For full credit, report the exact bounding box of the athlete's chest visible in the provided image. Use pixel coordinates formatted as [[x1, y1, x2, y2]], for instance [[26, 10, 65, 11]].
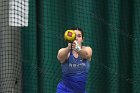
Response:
[[68, 55, 87, 69]]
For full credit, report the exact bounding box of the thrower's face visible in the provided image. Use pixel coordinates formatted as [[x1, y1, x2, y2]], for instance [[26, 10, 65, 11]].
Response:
[[74, 30, 83, 46]]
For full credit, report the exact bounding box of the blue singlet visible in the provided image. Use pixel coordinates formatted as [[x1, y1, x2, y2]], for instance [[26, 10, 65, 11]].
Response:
[[56, 51, 90, 93]]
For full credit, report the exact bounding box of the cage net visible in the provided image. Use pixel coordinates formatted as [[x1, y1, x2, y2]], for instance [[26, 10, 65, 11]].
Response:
[[0, 0, 140, 93]]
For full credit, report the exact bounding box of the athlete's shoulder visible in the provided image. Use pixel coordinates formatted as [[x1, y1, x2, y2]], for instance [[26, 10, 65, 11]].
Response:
[[82, 46, 92, 51], [58, 48, 65, 53]]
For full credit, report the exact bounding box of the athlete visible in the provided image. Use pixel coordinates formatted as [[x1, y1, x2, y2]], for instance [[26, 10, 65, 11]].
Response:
[[56, 28, 92, 93]]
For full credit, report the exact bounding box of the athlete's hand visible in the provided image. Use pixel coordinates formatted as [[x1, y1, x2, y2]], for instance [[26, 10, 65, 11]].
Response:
[[67, 43, 72, 50], [73, 41, 81, 52], [67, 42, 76, 50], [67, 41, 81, 52]]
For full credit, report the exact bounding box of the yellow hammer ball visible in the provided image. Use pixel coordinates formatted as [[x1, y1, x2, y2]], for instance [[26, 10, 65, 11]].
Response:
[[64, 30, 76, 42]]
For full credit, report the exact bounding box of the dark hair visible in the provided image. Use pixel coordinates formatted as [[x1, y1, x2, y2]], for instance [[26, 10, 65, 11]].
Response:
[[70, 27, 84, 38]]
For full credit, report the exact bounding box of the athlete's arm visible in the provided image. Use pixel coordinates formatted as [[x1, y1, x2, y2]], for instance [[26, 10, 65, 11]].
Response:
[[77, 46, 92, 61], [57, 43, 72, 63], [57, 48, 70, 63], [72, 41, 92, 61]]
